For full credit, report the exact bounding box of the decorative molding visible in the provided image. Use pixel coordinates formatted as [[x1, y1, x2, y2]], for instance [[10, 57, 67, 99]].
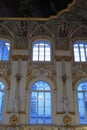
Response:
[[56, 112, 75, 115], [0, 62, 10, 75], [7, 111, 25, 115], [18, 111, 26, 115], [55, 56, 72, 61], [72, 63, 87, 88], [58, 22, 70, 38], [0, 62, 11, 88], [26, 68, 56, 90], [56, 112, 64, 115], [12, 55, 28, 60], [10, 114, 19, 125], [15, 73, 22, 82], [30, 24, 54, 38], [63, 115, 72, 125]]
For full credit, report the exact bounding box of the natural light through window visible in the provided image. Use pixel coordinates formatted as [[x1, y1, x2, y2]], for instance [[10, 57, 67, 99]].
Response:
[[73, 41, 87, 62], [0, 40, 10, 61], [30, 81, 52, 124], [77, 81, 87, 124], [0, 81, 5, 123], [32, 40, 51, 62]]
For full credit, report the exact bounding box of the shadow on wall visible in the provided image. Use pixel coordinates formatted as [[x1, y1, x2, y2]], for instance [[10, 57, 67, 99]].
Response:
[[0, 0, 73, 17]]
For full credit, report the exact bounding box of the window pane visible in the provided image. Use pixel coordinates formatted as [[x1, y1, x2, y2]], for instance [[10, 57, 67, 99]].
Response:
[[77, 81, 87, 124], [80, 46, 86, 62], [39, 55, 44, 61], [30, 92, 37, 116], [73, 41, 87, 62], [32, 40, 51, 62], [45, 100, 51, 107], [0, 46, 3, 60], [0, 41, 10, 61], [0, 81, 5, 123], [30, 81, 51, 124], [30, 118, 37, 124], [74, 47, 80, 61], [45, 56, 51, 61], [32, 56, 38, 61], [3, 45, 10, 60], [45, 117, 51, 124], [78, 92, 86, 123], [45, 93, 51, 99], [78, 82, 87, 91]]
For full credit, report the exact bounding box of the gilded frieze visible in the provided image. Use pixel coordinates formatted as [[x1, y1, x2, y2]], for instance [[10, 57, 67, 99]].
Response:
[[55, 56, 72, 61], [12, 55, 28, 61]]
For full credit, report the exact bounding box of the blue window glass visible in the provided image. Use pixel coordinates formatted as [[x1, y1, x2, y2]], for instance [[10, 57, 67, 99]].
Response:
[[0, 40, 10, 61], [77, 81, 87, 124], [0, 81, 5, 122], [32, 40, 51, 62], [73, 41, 87, 62], [30, 81, 52, 124]]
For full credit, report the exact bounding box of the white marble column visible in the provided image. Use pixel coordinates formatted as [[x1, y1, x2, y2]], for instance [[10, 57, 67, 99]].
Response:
[[65, 61, 74, 113], [8, 60, 18, 112]]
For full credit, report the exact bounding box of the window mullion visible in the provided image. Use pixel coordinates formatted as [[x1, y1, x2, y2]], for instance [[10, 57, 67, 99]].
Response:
[[84, 44, 87, 62], [44, 92, 45, 124], [84, 92, 87, 122], [83, 92, 86, 121], [2, 44, 4, 60], [79, 43, 81, 62], [37, 92, 38, 124], [44, 43, 45, 61], [38, 44, 39, 61]]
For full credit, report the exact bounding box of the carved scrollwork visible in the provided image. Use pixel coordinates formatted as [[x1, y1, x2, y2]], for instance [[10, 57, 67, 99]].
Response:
[[63, 115, 72, 125], [0, 62, 11, 76], [72, 63, 87, 87], [26, 68, 56, 89], [58, 22, 70, 38], [10, 115, 19, 125]]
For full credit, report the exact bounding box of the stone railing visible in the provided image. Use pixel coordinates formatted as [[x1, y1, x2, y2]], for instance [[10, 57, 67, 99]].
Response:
[[0, 125, 87, 130]]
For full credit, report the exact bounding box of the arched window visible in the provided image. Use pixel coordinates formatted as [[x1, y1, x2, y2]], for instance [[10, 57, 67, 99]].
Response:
[[32, 40, 51, 62], [30, 81, 52, 124], [77, 81, 87, 124], [0, 81, 5, 122], [73, 41, 87, 62], [0, 40, 10, 61]]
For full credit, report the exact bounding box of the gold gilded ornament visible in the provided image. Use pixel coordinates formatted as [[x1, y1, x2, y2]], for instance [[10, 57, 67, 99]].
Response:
[[63, 115, 72, 125], [10, 114, 19, 125]]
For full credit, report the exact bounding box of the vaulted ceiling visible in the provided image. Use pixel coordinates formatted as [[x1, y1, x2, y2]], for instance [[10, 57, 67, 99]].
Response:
[[0, 0, 73, 17]]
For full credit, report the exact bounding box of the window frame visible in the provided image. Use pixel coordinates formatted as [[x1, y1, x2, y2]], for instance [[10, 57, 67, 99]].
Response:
[[77, 81, 87, 124], [0, 81, 5, 123], [0, 39, 11, 62], [73, 40, 87, 62], [30, 80, 52, 125], [32, 39, 52, 63]]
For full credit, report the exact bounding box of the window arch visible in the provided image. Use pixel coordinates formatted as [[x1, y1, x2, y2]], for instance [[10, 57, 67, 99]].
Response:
[[32, 40, 51, 62], [77, 81, 87, 124], [0, 40, 10, 61], [73, 40, 87, 62], [0, 81, 5, 122], [30, 80, 52, 124]]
